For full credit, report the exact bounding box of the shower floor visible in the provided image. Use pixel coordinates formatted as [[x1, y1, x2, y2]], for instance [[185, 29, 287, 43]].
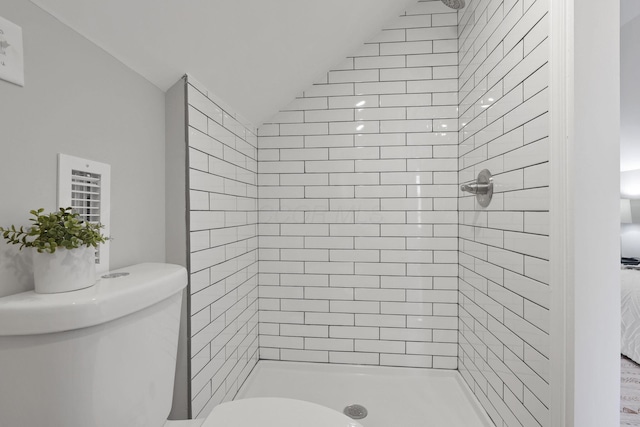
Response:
[[236, 361, 494, 427]]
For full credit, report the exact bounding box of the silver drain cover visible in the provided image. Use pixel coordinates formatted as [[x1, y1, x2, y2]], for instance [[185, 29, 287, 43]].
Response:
[[343, 404, 368, 420]]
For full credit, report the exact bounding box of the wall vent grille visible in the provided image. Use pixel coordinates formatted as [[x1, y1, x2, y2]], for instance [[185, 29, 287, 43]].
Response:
[[58, 154, 111, 273], [71, 170, 102, 262]]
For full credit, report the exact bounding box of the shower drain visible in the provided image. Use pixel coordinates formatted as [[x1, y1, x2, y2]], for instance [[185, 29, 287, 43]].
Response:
[[343, 404, 368, 420]]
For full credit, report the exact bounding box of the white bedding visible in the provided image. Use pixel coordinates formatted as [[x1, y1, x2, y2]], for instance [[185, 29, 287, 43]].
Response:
[[622, 268, 640, 363]]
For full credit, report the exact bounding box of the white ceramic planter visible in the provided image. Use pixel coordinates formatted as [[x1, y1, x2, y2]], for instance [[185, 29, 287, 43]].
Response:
[[32, 246, 97, 294]]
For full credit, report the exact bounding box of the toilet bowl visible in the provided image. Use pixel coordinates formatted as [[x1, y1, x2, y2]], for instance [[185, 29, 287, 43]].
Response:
[[165, 397, 362, 427], [0, 263, 361, 427]]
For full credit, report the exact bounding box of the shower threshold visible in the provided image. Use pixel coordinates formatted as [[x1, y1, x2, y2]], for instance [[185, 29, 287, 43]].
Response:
[[236, 360, 495, 427]]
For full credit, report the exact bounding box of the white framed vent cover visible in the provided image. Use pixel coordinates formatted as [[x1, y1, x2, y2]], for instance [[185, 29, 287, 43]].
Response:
[[57, 154, 111, 273]]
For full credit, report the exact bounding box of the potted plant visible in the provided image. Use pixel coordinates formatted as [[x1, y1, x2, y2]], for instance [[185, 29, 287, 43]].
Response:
[[0, 207, 108, 294]]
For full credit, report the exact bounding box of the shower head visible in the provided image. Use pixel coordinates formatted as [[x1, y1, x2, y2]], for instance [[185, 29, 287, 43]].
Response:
[[441, 0, 465, 10]]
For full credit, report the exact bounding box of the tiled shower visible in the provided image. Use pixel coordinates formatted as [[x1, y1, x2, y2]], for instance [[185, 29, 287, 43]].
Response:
[[177, 81, 260, 416], [181, 0, 550, 426], [457, 0, 549, 426], [258, 0, 460, 370]]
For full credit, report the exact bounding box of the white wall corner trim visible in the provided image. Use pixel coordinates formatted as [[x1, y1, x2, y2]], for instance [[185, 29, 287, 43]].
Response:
[[551, 1, 621, 426], [549, 0, 572, 425]]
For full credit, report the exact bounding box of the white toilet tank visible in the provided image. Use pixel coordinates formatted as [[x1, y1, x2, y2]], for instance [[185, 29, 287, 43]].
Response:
[[0, 263, 187, 427]]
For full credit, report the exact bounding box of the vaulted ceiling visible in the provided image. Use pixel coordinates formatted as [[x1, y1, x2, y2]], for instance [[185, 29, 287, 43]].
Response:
[[31, 0, 419, 126]]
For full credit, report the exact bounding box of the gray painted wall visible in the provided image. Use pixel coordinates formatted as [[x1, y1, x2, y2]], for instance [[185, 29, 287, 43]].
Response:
[[0, 0, 166, 297], [621, 15, 640, 171]]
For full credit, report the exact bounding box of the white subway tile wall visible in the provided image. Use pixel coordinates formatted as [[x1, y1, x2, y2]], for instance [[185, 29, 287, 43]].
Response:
[[184, 0, 551, 424], [457, 1, 550, 426], [186, 78, 259, 417], [257, 0, 460, 371]]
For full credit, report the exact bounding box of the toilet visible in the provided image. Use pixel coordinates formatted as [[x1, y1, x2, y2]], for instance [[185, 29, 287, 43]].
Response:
[[0, 263, 362, 427]]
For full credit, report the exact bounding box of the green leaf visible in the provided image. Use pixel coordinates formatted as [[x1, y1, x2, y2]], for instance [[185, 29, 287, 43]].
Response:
[[0, 207, 107, 251]]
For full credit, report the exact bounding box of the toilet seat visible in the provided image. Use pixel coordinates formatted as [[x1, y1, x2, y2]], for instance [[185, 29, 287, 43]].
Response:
[[200, 397, 363, 427]]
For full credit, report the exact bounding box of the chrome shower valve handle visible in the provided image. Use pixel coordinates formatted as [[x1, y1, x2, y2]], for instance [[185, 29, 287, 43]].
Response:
[[460, 169, 493, 207], [460, 182, 491, 195]]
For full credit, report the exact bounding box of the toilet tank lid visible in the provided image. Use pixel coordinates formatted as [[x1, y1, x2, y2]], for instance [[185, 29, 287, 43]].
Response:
[[0, 263, 187, 336]]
